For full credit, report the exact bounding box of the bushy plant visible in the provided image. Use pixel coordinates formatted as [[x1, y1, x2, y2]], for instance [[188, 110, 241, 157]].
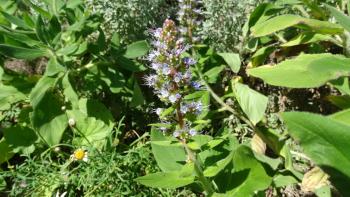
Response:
[[85, 0, 175, 43], [200, 0, 263, 52]]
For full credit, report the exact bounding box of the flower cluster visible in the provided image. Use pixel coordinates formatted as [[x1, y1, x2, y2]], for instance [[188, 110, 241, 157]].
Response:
[[177, 0, 202, 44], [145, 19, 204, 139]]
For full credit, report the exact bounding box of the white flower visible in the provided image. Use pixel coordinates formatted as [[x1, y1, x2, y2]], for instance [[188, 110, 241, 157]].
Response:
[[155, 108, 163, 116], [189, 129, 197, 136], [70, 148, 88, 162], [68, 118, 76, 127]]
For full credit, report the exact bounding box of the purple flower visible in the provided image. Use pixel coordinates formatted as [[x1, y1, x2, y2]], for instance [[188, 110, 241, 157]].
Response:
[[191, 81, 202, 90], [180, 104, 188, 114], [162, 64, 171, 75], [150, 63, 162, 71], [159, 89, 169, 98], [183, 57, 196, 66], [147, 50, 160, 61], [189, 129, 197, 136], [184, 70, 192, 79], [144, 75, 158, 87], [174, 72, 183, 83], [169, 94, 181, 103], [173, 130, 181, 138]]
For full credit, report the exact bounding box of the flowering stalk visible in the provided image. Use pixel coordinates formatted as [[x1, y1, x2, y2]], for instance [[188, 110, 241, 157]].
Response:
[[177, 0, 202, 45], [146, 19, 214, 194], [146, 19, 203, 138]]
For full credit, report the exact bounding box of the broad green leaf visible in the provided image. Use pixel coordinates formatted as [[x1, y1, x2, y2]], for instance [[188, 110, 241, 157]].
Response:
[[325, 4, 350, 32], [45, 58, 65, 76], [0, 44, 49, 60], [70, 114, 114, 149], [77, 99, 114, 125], [0, 11, 31, 29], [204, 65, 225, 84], [151, 129, 186, 172], [248, 53, 350, 88], [31, 92, 68, 146], [56, 44, 79, 56], [0, 26, 41, 47], [330, 77, 350, 95], [315, 186, 331, 197], [0, 66, 3, 81], [3, 126, 37, 153], [204, 152, 234, 177], [0, 139, 13, 164], [0, 176, 6, 191], [135, 170, 195, 189], [99, 67, 125, 93], [329, 109, 350, 126], [62, 73, 79, 109], [282, 112, 350, 196], [327, 95, 350, 109], [281, 33, 333, 47], [224, 146, 272, 196], [130, 80, 144, 107], [124, 40, 149, 59], [273, 173, 298, 188], [0, 85, 26, 110], [251, 14, 343, 37], [218, 53, 241, 73], [29, 76, 57, 109], [35, 15, 50, 44], [232, 82, 268, 125]]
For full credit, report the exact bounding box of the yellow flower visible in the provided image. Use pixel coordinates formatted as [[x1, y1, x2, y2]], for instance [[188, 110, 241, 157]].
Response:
[[71, 148, 88, 162]]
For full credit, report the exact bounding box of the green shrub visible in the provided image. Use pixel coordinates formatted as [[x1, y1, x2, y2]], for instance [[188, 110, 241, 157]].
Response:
[[85, 0, 175, 43]]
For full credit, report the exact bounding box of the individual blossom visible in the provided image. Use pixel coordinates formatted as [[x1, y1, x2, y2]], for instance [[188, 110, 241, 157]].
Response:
[[70, 148, 88, 162]]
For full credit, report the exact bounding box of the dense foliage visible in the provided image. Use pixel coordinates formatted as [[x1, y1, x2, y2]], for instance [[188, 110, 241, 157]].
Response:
[[1, 0, 350, 196]]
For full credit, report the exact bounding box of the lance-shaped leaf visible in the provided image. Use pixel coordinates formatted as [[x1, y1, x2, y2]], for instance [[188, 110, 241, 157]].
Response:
[[218, 53, 241, 73], [248, 53, 350, 88], [124, 40, 150, 59], [0, 44, 50, 60], [325, 4, 350, 32], [232, 81, 268, 125], [251, 14, 343, 37], [282, 112, 350, 196]]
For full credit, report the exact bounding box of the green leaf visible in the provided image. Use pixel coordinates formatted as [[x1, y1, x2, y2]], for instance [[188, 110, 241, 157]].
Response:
[[330, 77, 350, 95], [232, 82, 268, 125], [281, 33, 334, 47], [45, 58, 65, 76], [29, 76, 57, 109], [3, 126, 37, 153], [0, 139, 14, 164], [224, 146, 272, 196], [151, 129, 186, 172], [204, 152, 234, 177], [31, 92, 68, 146], [218, 53, 241, 73], [124, 40, 150, 59], [135, 170, 195, 189], [35, 15, 50, 44], [62, 73, 79, 109], [204, 65, 225, 84], [329, 109, 350, 126], [248, 53, 350, 88], [0, 66, 3, 81], [325, 4, 350, 32], [0, 11, 32, 29], [273, 173, 298, 188], [251, 14, 343, 37], [327, 95, 350, 109], [130, 80, 144, 107], [282, 112, 350, 196], [0, 85, 27, 110], [0, 44, 49, 60]]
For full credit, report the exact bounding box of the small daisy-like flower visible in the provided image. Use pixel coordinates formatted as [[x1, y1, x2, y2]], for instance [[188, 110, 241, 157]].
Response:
[[71, 148, 88, 162]]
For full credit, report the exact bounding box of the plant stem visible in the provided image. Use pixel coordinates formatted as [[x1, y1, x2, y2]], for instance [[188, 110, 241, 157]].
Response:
[[195, 65, 254, 129], [180, 139, 215, 196]]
